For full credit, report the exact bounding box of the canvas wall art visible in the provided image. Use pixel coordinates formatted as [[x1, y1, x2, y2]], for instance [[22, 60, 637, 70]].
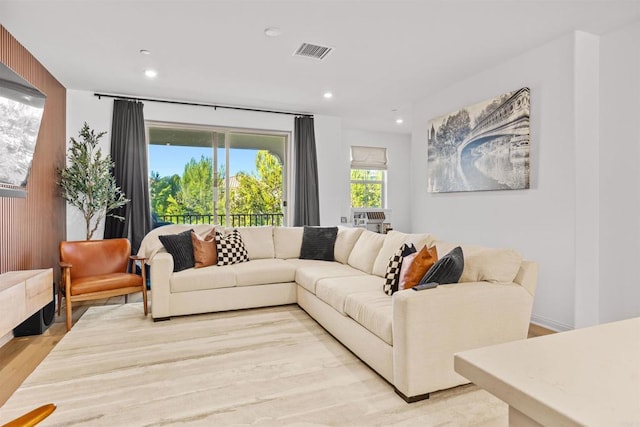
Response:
[[426, 87, 530, 193]]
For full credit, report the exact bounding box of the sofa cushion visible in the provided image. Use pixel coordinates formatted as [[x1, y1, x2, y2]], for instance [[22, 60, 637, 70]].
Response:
[[315, 275, 384, 315], [274, 227, 303, 259], [436, 241, 523, 283], [170, 265, 236, 293], [334, 227, 364, 264], [238, 226, 274, 260], [159, 230, 195, 272], [405, 232, 437, 248], [300, 226, 338, 261], [371, 230, 407, 277], [383, 243, 417, 295], [290, 260, 366, 294], [344, 291, 393, 345], [372, 231, 436, 277], [216, 229, 249, 266], [138, 224, 212, 262], [347, 230, 386, 274], [232, 259, 296, 287], [398, 252, 417, 291], [402, 245, 439, 290], [191, 229, 217, 268], [421, 246, 464, 285]]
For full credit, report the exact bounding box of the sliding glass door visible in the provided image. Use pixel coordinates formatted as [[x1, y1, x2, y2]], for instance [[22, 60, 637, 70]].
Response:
[[147, 122, 288, 228]]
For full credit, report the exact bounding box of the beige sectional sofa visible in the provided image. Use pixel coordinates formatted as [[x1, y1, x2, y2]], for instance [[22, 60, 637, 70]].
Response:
[[138, 225, 538, 402]]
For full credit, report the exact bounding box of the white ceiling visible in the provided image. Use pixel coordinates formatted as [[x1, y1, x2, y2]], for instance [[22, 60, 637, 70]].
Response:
[[1, 1, 639, 134]]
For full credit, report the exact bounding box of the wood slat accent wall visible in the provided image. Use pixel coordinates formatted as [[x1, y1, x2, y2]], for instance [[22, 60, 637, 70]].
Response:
[[0, 25, 66, 283]]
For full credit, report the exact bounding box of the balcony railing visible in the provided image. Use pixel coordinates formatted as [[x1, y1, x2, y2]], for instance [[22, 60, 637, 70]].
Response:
[[155, 213, 284, 228]]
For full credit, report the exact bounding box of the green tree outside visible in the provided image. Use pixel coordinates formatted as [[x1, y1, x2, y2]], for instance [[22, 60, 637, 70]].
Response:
[[150, 171, 180, 216], [231, 151, 282, 216], [178, 156, 214, 215], [350, 169, 383, 208], [150, 150, 283, 225]]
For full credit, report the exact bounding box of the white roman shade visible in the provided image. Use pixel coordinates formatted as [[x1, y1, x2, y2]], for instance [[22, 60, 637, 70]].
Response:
[[350, 146, 388, 170]]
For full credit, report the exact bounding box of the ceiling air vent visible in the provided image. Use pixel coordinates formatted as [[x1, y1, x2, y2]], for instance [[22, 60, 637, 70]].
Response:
[[293, 42, 333, 60]]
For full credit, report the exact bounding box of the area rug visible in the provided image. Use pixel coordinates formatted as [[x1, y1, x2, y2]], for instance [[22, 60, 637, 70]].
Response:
[[0, 304, 507, 426]]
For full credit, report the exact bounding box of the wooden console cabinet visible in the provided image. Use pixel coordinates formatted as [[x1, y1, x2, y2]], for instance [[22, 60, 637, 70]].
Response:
[[0, 269, 53, 338]]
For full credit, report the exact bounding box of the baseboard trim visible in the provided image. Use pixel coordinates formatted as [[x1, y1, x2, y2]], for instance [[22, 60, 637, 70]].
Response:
[[530, 314, 572, 332], [0, 332, 12, 349], [394, 388, 430, 403]]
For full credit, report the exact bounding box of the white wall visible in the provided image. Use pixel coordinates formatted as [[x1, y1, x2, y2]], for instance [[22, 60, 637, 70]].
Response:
[[411, 33, 590, 331], [342, 129, 412, 232], [573, 31, 600, 328], [66, 91, 114, 241], [598, 20, 640, 323], [411, 23, 640, 331]]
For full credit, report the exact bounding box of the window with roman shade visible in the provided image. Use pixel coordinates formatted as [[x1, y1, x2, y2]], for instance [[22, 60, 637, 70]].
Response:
[[350, 146, 387, 208], [350, 146, 388, 170]]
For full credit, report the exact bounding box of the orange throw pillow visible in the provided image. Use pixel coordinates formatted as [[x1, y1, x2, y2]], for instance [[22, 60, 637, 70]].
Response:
[[191, 229, 217, 268], [402, 245, 438, 290]]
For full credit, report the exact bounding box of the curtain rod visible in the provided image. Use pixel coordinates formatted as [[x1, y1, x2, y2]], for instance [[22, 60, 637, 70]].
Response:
[[93, 93, 313, 118]]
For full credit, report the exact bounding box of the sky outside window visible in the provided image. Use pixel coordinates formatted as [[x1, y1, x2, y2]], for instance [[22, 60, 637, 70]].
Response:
[[149, 145, 258, 177]]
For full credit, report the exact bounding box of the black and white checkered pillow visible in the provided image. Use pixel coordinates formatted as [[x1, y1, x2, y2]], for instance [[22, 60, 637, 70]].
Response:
[[215, 229, 249, 266], [383, 243, 417, 295]]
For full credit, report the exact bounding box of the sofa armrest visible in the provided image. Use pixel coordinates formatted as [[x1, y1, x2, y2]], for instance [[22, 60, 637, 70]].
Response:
[[392, 281, 534, 399], [150, 252, 174, 319], [515, 260, 538, 297]]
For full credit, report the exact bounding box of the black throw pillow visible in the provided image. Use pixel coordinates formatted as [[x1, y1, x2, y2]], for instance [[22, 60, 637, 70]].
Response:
[[159, 229, 195, 272], [299, 226, 338, 261], [420, 246, 464, 285]]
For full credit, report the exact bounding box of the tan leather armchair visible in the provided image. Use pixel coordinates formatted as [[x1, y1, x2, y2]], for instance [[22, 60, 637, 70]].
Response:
[[58, 238, 147, 331]]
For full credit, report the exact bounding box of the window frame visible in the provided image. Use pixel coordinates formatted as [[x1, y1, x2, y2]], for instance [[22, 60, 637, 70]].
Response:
[[145, 120, 291, 226], [350, 168, 387, 209]]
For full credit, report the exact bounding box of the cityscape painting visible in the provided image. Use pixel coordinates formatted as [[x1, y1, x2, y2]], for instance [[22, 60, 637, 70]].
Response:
[[426, 87, 530, 193]]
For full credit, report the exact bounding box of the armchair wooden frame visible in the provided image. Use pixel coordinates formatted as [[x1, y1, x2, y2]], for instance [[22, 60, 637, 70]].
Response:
[[58, 239, 148, 331], [1, 403, 56, 427]]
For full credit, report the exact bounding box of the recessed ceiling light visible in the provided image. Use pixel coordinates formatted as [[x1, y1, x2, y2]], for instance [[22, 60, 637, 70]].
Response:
[[323, 92, 333, 99], [144, 69, 158, 78], [395, 118, 404, 124], [264, 27, 282, 37], [139, 49, 151, 55]]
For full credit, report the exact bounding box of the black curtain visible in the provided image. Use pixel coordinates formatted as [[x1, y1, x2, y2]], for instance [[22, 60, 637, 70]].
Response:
[[293, 116, 320, 226], [104, 100, 151, 253]]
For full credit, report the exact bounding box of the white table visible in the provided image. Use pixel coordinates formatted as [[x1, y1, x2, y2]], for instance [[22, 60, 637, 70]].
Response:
[[454, 317, 640, 426]]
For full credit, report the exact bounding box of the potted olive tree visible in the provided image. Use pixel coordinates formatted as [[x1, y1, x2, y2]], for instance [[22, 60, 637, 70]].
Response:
[[59, 123, 129, 240]]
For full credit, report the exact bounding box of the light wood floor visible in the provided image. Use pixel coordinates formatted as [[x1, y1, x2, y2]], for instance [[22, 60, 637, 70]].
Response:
[[0, 293, 553, 409], [0, 292, 146, 407]]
